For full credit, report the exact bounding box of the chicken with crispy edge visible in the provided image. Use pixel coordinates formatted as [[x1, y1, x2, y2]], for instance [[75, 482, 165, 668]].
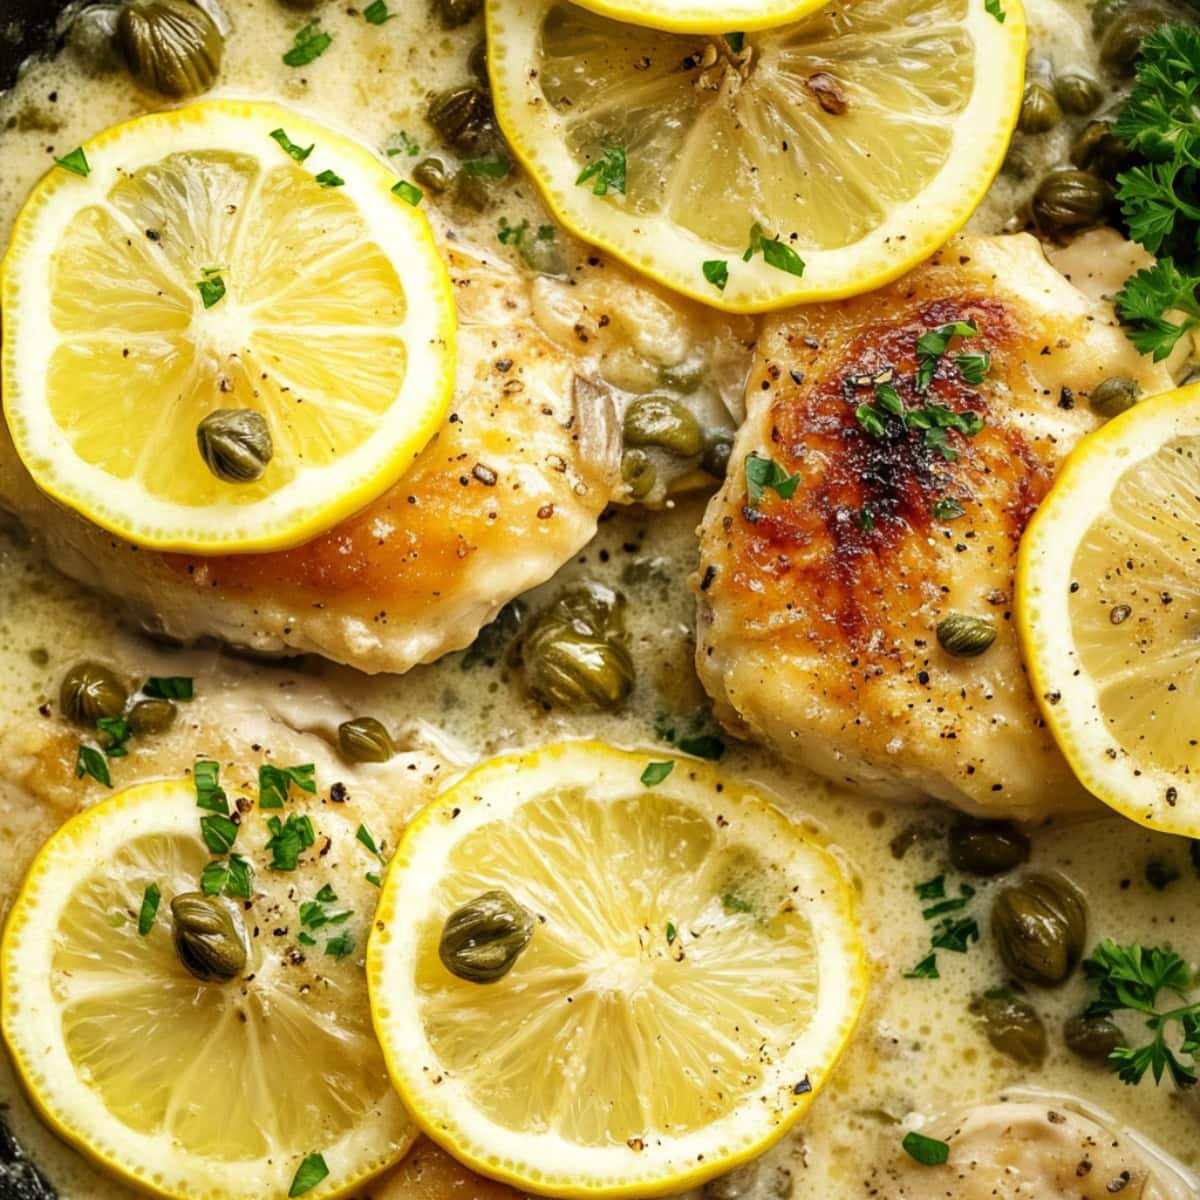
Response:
[[694, 234, 1173, 818]]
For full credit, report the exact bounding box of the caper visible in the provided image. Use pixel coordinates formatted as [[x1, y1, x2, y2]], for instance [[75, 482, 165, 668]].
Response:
[[439, 888, 535, 983], [1064, 1012, 1125, 1062], [171, 893, 247, 982], [702, 432, 734, 480], [117, 0, 223, 99], [1100, 7, 1163, 72], [60, 661, 128, 725], [452, 170, 495, 212], [970, 990, 1047, 1065], [196, 408, 273, 484], [1032, 169, 1111, 240], [468, 39, 489, 85], [1090, 376, 1140, 418], [337, 717, 394, 764], [936, 613, 997, 658], [1018, 83, 1061, 135], [623, 395, 704, 458], [1054, 73, 1103, 116], [991, 872, 1087, 987], [949, 818, 1030, 876], [413, 156, 450, 194], [437, 0, 483, 28], [427, 86, 492, 154], [522, 581, 635, 710], [1069, 121, 1134, 181], [128, 698, 177, 735], [658, 362, 706, 394], [621, 448, 657, 500]]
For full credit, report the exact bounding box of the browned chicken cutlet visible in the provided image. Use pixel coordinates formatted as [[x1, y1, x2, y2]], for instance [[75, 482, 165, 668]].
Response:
[[694, 234, 1173, 817]]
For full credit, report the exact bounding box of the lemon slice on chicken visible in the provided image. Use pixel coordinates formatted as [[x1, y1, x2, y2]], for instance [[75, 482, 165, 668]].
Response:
[[487, 0, 1026, 312], [1, 779, 416, 1199], [367, 741, 866, 1197], [1, 99, 455, 554], [1017, 384, 1200, 836]]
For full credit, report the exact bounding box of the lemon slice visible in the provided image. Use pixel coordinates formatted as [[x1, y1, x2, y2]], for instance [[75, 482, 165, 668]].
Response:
[[367, 741, 866, 1197], [1016, 384, 1200, 835], [1, 99, 455, 554], [487, 0, 1026, 312], [1, 778, 416, 1199]]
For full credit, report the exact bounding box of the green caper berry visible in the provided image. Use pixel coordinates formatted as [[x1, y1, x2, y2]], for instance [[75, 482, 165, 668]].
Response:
[[1090, 376, 1140, 418], [553, 580, 626, 641], [427, 86, 492, 154], [197, 408, 273, 484], [991, 872, 1087, 987], [1100, 7, 1163, 72], [452, 170, 495, 212], [1054, 74, 1103, 115], [171, 893, 247, 982], [621, 449, 657, 500], [949, 819, 1030, 876], [1064, 1012, 1125, 1061], [439, 889, 535, 983], [702, 432, 734, 480], [437, 0, 483, 28], [658, 363, 706, 394], [1069, 122, 1134, 181], [1018, 84, 1061, 135], [128, 698, 177, 735], [623, 395, 704, 458], [117, 0, 223, 99], [60, 661, 128, 725], [524, 627, 635, 710], [970, 991, 1047, 1065], [337, 717, 395, 764], [413, 157, 450, 194], [936, 613, 998, 658], [1032, 169, 1111, 239]]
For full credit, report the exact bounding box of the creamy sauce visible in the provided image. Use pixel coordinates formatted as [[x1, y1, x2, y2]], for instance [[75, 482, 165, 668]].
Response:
[[1, 2, 1200, 1198]]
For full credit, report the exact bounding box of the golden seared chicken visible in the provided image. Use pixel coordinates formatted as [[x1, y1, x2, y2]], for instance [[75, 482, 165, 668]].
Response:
[[884, 1102, 1198, 1198], [694, 234, 1173, 818], [0, 243, 612, 674]]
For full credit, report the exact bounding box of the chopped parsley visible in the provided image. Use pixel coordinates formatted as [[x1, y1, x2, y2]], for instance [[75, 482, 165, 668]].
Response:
[[914, 875, 946, 901], [666, 921, 677, 945], [75, 744, 111, 787], [97, 715, 132, 758], [258, 762, 316, 810], [1082, 939, 1200, 1085], [356, 823, 386, 862], [678, 734, 725, 761], [289, 1153, 329, 1197], [722, 893, 754, 914], [922, 886, 976, 920], [497, 217, 557, 270], [194, 759, 229, 814], [365, 871, 383, 888], [745, 453, 801, 506], [269, 128, 314, 162], [462, 156, 511, 178], [575, 144, 626, 196], [325, 932, 356, 958], [299, 886, 352, 931], [856, 378, 984, 462], [859, 504, 876, 531], [902, 1131, 950, 1166], [703, 259, 729, 292], [907, 877, 980, 976], [196, 267, 226, 310], [932, 496, 966, 522], [137, 883, 161, 936], [143, 676, 193, 700], [387, 131, 420, 157], [201, 814, 239, 856], [200, 853, 253, 900], [55, 147, 90, 177], [915, 320, 979, 391], [984, 0, 1006, 20], [392, 179, 422, 206], [266, 813, 316, 871], [640, 760, 675, 787], [283, 23, 332, 68], [930, 916, 980, 953], [904, 954, 940, 980], [743, 222, 805, 277], [314, 169, 344, 188], [955, 352, 991, 385], [363, 0, 395, 22], [724, 31, 746, 51]]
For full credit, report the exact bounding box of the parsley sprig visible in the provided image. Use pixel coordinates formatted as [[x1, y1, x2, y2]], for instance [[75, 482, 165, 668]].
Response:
[[1083, 939, 1200, 1086]]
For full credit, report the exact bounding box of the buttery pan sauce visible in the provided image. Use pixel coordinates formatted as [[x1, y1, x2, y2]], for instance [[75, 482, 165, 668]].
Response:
[[0, 1, 1199, 1198]]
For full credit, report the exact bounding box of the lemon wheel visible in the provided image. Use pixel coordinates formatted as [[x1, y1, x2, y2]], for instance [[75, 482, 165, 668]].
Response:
[[1, 99, 456, 554], [1017, 385, 1200, 835], [487, 0, 1026, 312], [367, 741, 866, 1197], [1, 779, 416, 1199]]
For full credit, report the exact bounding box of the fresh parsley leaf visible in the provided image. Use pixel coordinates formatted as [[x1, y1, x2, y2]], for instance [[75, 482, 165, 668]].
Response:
[[916, 320, 978, 392], [365, 871, 382, 888], [97, 715, 132, 758], [289, 1153, 329, 1197], [742, 222, 804, 277], [904, 954, 940, 980], [298, 931, 317, 946], [915, 875, 946, 901], [266, 813, 316, 871], [930, 916, 980, 954], [201, 814, 239, 856], [666, 921, 677, 944], [283, 23, 332, 68], [1114, 260, 1200, 361], [1112, 27, 1200, 164], [859, 504, 876, 531], [194, 759, 229, 814], [315, 884, 337, 903], [902, 1131, 950, 1166], [75, 744, 111, 787], [363, 0, 394, 22], [641, 760, 675, 787], [955, 352, 991, 384], [196, 269, 226, 310], [137, 883, 161, 936], [722, 893, 754, 914], [724, 32, 746, 51], [856, 404, 888, 438], [932, 497, 966, 522], [258, 763, 316, 810], [462, 156, 511, 178], [984, 0, 1006, 21], [703, 259, 729, 291], [745, 453, 801, 505], [387, 131, 420, 157], [392, 179, 422, 206], [201, 853, 253, 900], [143, 676, 193, 700], [299, 892, 352, 930], [678, 734, 725, 760], [356, 823, 385, 861], [314, 169, 344, 188], [921, 889, 975, 920], [269, 128, 314, 162], [575, 144, 626, 196], [55, 147, 90, 177], [325, 932, 355, 958]]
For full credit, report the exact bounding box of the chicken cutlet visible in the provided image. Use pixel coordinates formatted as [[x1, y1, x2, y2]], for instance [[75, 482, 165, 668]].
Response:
[[694, 234, 1173, 818]]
